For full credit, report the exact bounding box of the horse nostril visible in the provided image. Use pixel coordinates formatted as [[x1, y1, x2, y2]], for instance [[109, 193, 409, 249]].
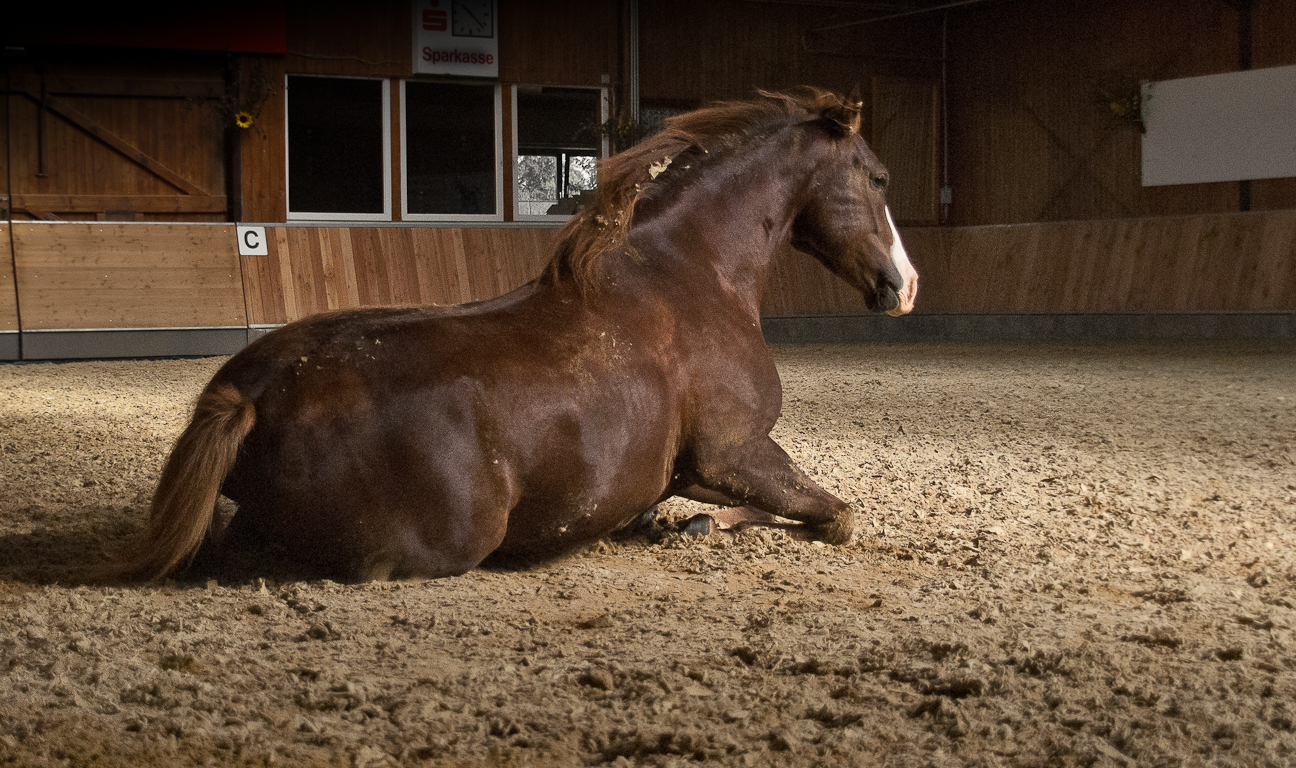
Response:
[[875, 282, 900, 312]]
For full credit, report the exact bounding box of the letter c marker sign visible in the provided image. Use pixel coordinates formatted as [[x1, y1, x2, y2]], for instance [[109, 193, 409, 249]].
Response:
[[237, 226, 268, 256]]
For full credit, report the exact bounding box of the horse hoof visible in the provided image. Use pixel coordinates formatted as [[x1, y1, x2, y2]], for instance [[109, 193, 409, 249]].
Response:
[[683, 513, 718, 537]]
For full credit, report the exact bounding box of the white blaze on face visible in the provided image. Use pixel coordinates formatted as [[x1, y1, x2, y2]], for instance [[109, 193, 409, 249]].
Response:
[[884, 206, 919, 317]]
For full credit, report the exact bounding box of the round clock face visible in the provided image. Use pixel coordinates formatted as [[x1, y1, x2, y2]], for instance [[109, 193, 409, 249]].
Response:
[[452, 0, 493, 38]]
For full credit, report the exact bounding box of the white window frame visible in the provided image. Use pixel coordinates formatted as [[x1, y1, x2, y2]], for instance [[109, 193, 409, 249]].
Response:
[[400, 80, 504, 223], [512, 85, 609, 222], [284, 74, 392, 222]]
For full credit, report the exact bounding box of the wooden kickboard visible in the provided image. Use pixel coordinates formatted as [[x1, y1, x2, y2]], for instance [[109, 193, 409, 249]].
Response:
[[0, 224, 18, 333], [240, 226, 561, 326], [12, 223, 246, 330], [879, 210, 1296, 315]]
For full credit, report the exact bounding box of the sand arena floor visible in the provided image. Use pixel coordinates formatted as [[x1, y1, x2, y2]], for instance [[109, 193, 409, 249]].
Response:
[[1, 342, 1294, 767]]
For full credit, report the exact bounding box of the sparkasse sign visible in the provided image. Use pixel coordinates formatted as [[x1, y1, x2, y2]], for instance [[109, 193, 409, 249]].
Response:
[[413, 0, 499, 78]]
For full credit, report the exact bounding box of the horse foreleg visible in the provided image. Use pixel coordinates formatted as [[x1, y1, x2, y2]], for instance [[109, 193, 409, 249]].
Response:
[[688, 437, 854, 544]]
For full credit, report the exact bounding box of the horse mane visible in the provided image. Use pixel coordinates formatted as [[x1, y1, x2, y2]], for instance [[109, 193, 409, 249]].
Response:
[[543, 87, 862, 292]]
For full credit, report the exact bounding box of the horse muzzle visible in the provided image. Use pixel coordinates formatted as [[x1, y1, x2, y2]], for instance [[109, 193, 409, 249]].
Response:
[[869, 267, 917, 316], [873, 281, 902, 314], [885, 270, 917, 317]]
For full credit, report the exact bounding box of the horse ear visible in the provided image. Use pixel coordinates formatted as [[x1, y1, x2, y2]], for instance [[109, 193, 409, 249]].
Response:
[[819, 96, 862, 137]]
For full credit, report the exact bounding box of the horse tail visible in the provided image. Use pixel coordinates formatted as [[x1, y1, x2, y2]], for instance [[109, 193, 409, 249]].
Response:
[[111, 382, 256, 582]]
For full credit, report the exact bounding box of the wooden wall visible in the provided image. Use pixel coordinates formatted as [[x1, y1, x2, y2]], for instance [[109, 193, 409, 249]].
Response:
[[871, 76, 941, 225], [1250, 0, 1296, 211], [10, 223, 245, 330], [6, 223, 560, 334], [4, 1, 947, 225], [945, 0, 1296, 226], [7, 0, 1293, 229], [284, 0, 411, 79], [908, 211, 1296, 313], [637, 0, 941, 103], [0, 224, 17, 333], [4, 0, 1292, 359], [3, 212, 1292, 357], [235, 55, 289, 223], [242, 226, 559, 325], [762, 210, 1296, 315], [499, 0, 621, 87], [4, 52, 230, 222], [636, 0, 945, 224]]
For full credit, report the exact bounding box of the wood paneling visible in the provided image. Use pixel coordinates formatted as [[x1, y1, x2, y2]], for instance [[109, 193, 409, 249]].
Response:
[[1, 77, 9, 214], [286, 0, 412, 78], [22, 92, 210, 196], [390, 80, 404, 222], [871, 76, 940, 225], [761, 244, 869, 317], [499, 0, 620, 87], [0, 225, 17, 333], [241, 226, 561, 325], [762, 211, 1296, 315], [6, 55, 228, 223], [945, 0, 1296, 225], [1252, 0, 1296, 211], [8, 75, 224, 100], [12, 195, 227, 215], [1255, 0, 1296, 69], [906, 211, 1296, 314], [12, 223, 246, 330], [6, 214, 1290, 336], [639, 1, 942, 102], [238, 56, 289, 223], [640, 1, 807, 103]]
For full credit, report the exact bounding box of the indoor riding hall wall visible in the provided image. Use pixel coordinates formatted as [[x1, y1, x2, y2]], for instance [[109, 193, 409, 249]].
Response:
[[4, 209, 1294, 359], [2, 0, 1294, 359]]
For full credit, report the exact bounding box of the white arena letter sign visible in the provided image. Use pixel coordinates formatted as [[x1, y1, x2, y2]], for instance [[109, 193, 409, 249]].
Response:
[[237, 226, 268, 256]]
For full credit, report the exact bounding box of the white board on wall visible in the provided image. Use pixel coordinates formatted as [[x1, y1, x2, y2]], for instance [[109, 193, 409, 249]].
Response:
[[1141, 64, 1296, 187]]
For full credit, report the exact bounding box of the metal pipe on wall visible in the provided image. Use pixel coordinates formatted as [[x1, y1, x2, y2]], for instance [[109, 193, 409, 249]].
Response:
[[941, 11, 951, 223], [809, 0, 996, 33], [629, 0, 640, 124]]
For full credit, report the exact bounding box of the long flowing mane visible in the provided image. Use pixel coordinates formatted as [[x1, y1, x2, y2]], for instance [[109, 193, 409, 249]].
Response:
[[544, 88, 861, 291]]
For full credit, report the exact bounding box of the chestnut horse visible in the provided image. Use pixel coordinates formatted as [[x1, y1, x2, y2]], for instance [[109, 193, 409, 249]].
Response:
[[117, 88, 918, 582]]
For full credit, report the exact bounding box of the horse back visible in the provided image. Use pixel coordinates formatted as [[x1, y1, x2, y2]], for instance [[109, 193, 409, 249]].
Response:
[[213, 285, 688, 559]]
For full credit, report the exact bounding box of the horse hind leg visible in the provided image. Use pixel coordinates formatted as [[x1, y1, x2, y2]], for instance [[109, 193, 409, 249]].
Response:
[[350, 495, 513, 582]]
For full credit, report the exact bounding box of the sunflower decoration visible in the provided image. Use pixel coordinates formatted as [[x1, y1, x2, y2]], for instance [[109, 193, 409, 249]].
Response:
[[1094, 77, 1146, 133], [205, 60, 276, 136]]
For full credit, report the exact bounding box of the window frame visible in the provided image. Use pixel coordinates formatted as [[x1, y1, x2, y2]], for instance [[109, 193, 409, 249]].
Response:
[[512, 85, 609, 222], [284, 74, 393, 222], [400, 79, 505, 223]]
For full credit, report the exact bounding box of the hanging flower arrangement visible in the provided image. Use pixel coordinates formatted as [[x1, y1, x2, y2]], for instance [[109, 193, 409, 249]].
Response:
[[205, 59, 276, 136]]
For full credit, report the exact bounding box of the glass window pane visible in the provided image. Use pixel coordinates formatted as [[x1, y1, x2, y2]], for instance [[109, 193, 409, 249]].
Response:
[[516, 87, 601, 216], [517, 87, 600, 151], [517, 155, 557, 216], [288, 76, 385, 215], [405, 82, 497, 216], [568, 155, 597, 193]]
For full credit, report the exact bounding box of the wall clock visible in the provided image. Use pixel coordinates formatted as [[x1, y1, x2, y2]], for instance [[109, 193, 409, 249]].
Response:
[[453, 0, 494, 39]]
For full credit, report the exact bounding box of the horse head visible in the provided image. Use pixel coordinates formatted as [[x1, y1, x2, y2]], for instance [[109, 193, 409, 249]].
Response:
[[789, 97, 918, 316]]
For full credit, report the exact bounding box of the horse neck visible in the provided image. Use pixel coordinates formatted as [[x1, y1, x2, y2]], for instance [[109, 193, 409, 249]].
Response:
[[621, 129, 815, 314]]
